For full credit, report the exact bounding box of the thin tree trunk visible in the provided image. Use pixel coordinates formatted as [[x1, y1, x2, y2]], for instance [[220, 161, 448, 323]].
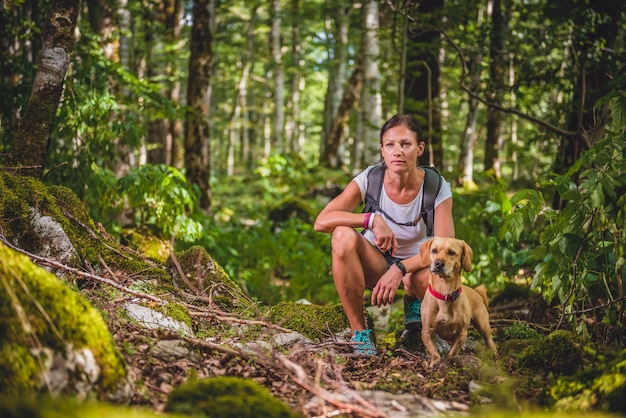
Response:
[[287, 0, 303, 155], [484, 0, 506, 176], [358, 0, 382, 167], [271, 0, 285, 152], [325, 63, 363, 169], [458, 5, 485, 188], [12, 0, 82, 178], [321, 2, 351, 165], [185, 0, 213, 210]]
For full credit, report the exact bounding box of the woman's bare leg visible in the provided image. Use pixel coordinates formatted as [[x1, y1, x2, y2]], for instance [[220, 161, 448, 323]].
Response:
[[404, 268, 429, 299], [331, 226, 387, 331]]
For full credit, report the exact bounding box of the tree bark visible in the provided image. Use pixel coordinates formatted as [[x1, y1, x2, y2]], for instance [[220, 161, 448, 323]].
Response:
[[484, 0, 507, 176], [185, 0, 213, 210], [320, 2, 351, 166], [12, 0, 82, 178], [324, 63, 363, 169], [357, 0, 382, 168], [271, 0, 285, 152]]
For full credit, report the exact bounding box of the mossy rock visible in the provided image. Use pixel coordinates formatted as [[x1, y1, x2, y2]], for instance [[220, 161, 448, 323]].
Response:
[[517, 330, 584, 375], [165, 376, 297, 418], [267, 302, 349, 341], [168, 245, 255, 314], [0, 243, 130, 400], [0, 172, 169, 282]]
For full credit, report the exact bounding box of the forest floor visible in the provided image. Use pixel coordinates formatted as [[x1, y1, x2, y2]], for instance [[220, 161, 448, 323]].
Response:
[[83, 278, 562, 418]]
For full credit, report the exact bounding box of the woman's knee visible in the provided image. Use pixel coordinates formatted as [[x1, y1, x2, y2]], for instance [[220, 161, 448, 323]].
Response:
[[331, 226, 360, 256]]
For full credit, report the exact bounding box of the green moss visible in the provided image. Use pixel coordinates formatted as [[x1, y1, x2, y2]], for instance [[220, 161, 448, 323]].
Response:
[[165, 376, 296, 418], [517, 330, 584, 375], [0, 395, 185, 418], [0, 243, 128, 397], [267, 302, 349, 341], [157, 303, 193, 329], [550, 348, 626, 413], [121, 227, 170, 263]]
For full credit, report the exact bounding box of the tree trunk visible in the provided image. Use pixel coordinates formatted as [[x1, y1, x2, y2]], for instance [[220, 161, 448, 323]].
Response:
[[484, 0, 507, 176], [320, 2, 351, 167], [12, 0, 82, 179], [0, 1, 43, 149], [185, 0, 213, 210], [147, 0, 184, 167], [357, 0, 382, 167], [271, 0, 285, 152], [325, 63, 363, 169], [287, 0, 303, 156], [404, 0, 444, 168], [458, 4, 486, 188]]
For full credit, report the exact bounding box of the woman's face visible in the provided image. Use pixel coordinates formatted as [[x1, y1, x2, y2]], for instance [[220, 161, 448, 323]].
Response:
[[380, 125, 425, 170]]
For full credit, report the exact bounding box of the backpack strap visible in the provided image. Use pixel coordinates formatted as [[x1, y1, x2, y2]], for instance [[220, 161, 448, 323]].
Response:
[[363, 165, 385, 214], [363, 165, 442, 237], [420, 166, 443, 237]]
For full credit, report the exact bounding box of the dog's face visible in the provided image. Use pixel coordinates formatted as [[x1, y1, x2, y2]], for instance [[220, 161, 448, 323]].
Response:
[[419, 237, 473, 276]]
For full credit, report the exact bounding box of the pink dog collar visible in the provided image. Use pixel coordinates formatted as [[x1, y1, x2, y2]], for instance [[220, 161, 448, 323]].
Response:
[[428, 284, 462, 302]]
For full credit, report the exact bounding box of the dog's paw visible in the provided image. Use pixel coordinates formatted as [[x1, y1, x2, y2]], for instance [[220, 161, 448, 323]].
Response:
[[427, 357, 441, 369]]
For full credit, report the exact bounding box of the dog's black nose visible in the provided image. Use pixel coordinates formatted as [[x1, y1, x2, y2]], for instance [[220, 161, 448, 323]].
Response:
[[433, 259, 445, 272]]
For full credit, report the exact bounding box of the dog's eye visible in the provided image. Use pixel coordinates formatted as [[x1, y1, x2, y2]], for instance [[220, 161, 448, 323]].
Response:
[[431, 249, 438, 255], [448, 250, 456, 256]]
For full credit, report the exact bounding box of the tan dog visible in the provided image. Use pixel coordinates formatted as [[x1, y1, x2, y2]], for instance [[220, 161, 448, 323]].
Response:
[[419, 237, 497, 367]]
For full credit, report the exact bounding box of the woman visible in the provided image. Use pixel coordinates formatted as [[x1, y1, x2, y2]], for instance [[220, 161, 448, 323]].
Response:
[[314, 114, 455, 356]]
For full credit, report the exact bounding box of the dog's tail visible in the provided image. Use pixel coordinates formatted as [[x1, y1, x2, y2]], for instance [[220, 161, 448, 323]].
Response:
[[474, 284, 490, 309]]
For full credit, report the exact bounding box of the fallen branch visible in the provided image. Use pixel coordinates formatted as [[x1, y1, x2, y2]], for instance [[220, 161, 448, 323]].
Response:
[[276, 354, 389, 418]]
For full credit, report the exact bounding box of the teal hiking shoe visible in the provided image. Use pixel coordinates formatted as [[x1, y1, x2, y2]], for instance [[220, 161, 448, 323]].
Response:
[[404, 296, 422, 331], [350, 329, 377, 356]]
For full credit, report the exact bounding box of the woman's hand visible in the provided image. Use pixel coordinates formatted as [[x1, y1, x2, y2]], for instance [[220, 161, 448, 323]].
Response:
[[371, 215, 398, 255], [371, 265, 404, 307]]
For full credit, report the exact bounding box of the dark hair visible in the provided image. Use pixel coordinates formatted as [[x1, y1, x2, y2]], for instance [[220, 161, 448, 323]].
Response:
[[379, 114, 423, 144]]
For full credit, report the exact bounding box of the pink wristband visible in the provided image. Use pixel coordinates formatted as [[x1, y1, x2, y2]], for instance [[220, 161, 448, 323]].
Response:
[[364, 212, 371, 230]]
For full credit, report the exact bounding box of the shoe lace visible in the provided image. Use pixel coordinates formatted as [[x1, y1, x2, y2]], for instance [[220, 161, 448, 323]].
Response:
[[353, 329, 371, 342], [352, 330, 375, 353]]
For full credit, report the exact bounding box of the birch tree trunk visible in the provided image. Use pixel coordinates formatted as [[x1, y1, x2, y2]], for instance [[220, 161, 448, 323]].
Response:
[[185, 0, 213, 210], [12, 0, 82, 179]]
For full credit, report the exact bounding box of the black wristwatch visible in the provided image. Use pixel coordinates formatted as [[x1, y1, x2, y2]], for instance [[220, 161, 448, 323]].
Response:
[[393, 259, 407, 275]]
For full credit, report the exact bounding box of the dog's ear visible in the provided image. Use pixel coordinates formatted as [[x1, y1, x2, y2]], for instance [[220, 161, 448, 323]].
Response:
[[419, 238, 434, 267], [460, 240, 473, 272]]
